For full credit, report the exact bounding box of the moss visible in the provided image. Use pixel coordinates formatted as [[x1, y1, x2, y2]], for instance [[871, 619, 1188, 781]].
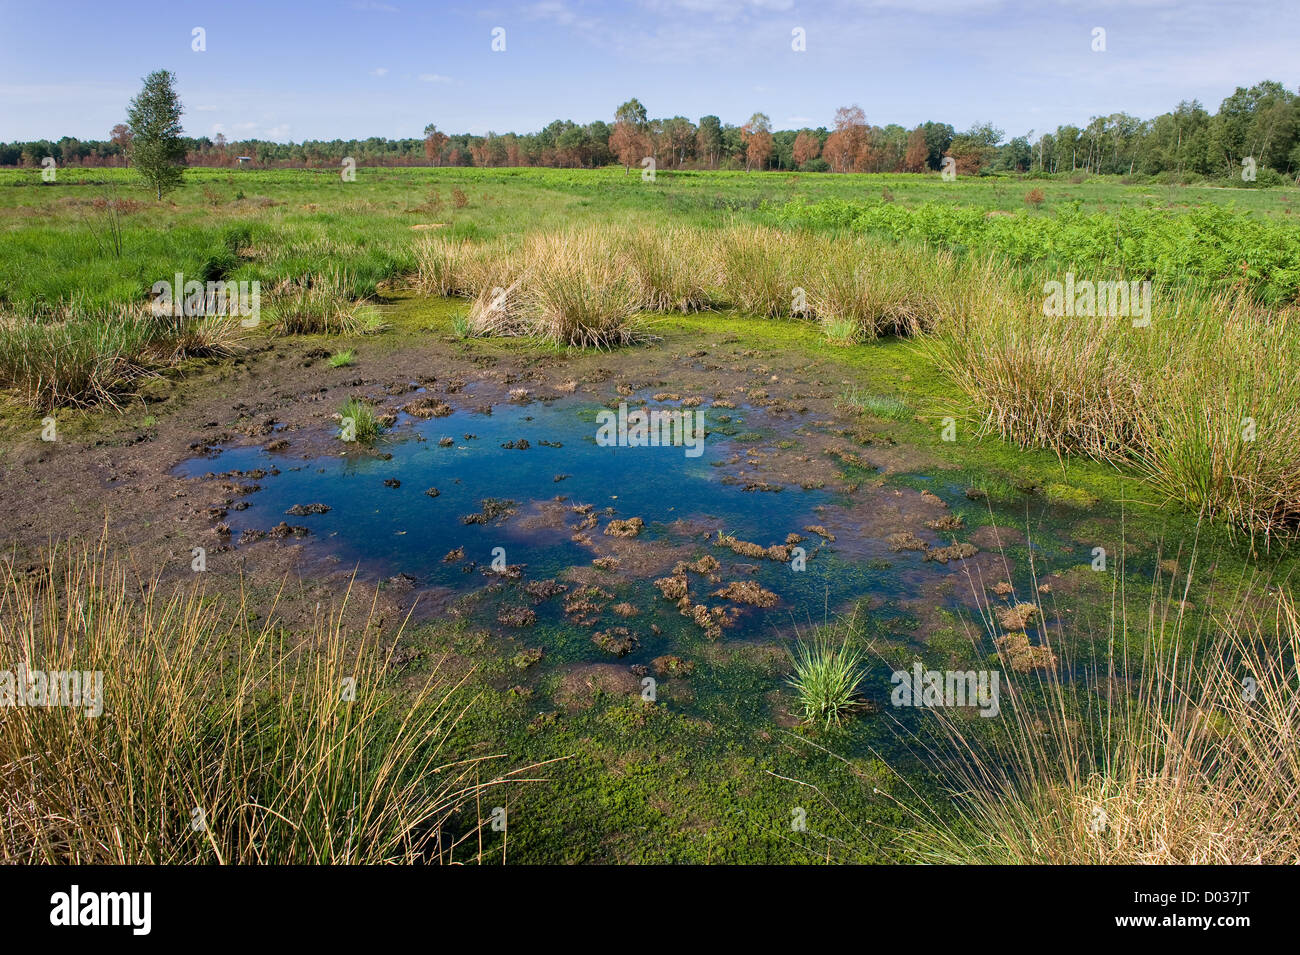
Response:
[[1044, 482, 1100, 509]]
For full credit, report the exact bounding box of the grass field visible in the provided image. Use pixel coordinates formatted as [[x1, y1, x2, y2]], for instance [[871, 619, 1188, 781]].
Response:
[[3, 165, 1298, 314], [2, 164, 1299, 863]]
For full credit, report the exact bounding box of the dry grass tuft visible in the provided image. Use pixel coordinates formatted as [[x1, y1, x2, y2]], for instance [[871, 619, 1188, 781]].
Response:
[[0, 539, 536, 864], [898, 566, 1300, 864]]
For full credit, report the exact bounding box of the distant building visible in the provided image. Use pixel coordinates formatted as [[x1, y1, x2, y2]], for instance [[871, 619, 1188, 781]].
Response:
[[236, 156, 253, 165]]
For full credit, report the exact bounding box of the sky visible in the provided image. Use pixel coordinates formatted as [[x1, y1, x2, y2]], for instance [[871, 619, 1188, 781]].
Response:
[[1, 0, 1297, 144]]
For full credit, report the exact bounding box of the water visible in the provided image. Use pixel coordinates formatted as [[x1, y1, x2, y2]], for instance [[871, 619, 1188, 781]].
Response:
[[176, 393, 1078, 674]]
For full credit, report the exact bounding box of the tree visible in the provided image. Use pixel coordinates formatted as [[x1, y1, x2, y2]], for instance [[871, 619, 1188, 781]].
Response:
[[741, 112, 773, 172], [661, 116, 696, 167], [823, 105, 868, 172], [614, 97, 648, 128], [946, 121, 1003, 175], [903, 126, 928, 172], [610, 98, 650, 174], [1210, 81, 1298, 175], [696, 115, 722, 169], [126, 70, 186, 199], [423, 123, 449, 164], [609, 122, 649, 174], [920, 121, 954, 170], [109, 123, 132, 162], [792, 129, 821, 167]]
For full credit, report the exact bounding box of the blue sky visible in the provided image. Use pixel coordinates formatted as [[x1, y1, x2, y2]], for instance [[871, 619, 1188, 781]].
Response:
[[1, 0, 1296, 143]]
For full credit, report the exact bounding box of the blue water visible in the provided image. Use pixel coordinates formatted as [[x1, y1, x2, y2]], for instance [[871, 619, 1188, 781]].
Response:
[[176, 393, 1082, 669]]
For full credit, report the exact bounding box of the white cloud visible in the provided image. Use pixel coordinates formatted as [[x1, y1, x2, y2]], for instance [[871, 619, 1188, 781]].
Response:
[[370, 67, 389, 77], [418, 73, 453, 83]]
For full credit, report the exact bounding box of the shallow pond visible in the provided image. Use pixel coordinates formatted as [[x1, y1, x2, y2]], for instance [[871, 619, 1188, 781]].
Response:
[[177, 388, 1091, 728]]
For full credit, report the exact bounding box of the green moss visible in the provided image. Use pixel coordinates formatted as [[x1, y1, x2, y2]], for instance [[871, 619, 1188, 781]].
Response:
[[1044, 482, 1101, 509]]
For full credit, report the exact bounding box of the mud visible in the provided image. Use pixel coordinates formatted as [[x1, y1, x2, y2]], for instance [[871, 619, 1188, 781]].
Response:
[[1, 299, 1058, 687]]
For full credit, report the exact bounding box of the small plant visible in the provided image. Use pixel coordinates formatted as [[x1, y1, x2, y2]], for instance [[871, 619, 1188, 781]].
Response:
[[451, 187, 469, 208], [328, 349, 355, 368], [338, 397, 386, 444], [787, 635, 867, 728], [822, 316, 861, 346], [842, 386, 911, 421], [1024, 188, 1045, 206], [352, 305, 390, 335]]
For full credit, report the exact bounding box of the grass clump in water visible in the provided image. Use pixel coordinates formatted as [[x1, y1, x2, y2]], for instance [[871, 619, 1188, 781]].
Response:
[[787, 634, 867, 729], [337, 397, 387, 444], [842, 386, 911, 421]]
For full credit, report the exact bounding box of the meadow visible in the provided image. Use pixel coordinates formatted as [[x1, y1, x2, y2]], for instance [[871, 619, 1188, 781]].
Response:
[[2, 164, 1299, 863], [2, 165, 1296, 315]]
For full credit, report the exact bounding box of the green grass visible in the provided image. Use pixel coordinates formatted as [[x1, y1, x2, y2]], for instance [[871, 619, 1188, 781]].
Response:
[[4, 164, 1299, 865], [337, 396, 385, 444], [775, 195, 1300, 303], [787, 633, 868, 729], [327, 348, 355, 368], [2, 166, 1294, 318], [842, 386, 912, 421], [3, 165, 1298, 537]]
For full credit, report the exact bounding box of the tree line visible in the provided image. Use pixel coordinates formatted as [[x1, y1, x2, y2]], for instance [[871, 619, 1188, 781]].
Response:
[[5, 79, 1297, 184]]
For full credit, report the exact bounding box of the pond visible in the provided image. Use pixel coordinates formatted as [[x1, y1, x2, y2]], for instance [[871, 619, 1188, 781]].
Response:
[[176, 387, 1085, 726]]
